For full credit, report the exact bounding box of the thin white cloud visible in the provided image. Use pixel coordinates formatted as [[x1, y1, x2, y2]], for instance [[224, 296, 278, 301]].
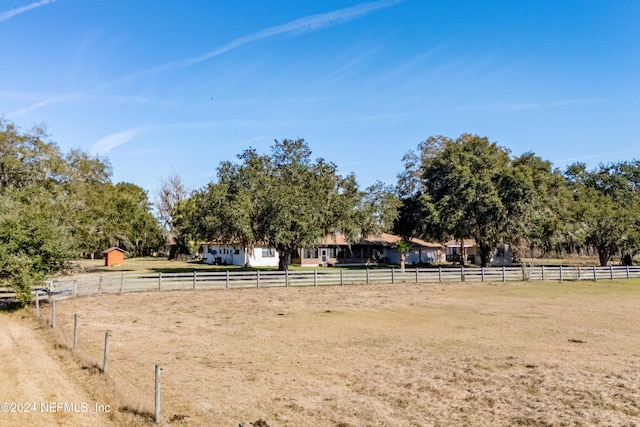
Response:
[[0, 0, 58, 22], [553, 148, 640, 165], [231, 136, 267, 146], [91, 128, 145, 155], [10, 0, 403, 116], [112, 0, 404, 84]]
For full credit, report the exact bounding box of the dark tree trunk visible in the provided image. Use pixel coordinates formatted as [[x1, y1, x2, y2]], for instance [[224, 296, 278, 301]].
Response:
[[478, 241, 493, 268], [597, 247, 610, 267], [276, 244, 290, 271]]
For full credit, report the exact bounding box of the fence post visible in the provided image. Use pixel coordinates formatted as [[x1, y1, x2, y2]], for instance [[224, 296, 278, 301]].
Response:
[[560, 265, 563, 282], [340, 269, 343, 286], [257, 270, 261, 288], [192, 271, 197, 290], [51, 299, 56, 329], [502, 266, 506, 282], [158, 272, 162, 291], [103, 331, 111, 374], [285, 270, 289, 287], [366, 268, 369, 285], [593, 265, 597, 282], [120, 273, 125, 294], [226, 271, 230, 289], [391, 268, 395, 284], [541, 265, 545, 281], [522, 266, 526, 281], [626, 265, 630, 279], [438, 266, 442, 283], [155, 364, 162, 424], [610, 265, 614, 280], [98, 275, 103, 296], [577, 266, 581, 282], [415, 267, 419, 283], [460, 266, 465, 282], [36, 290, 40, 317], [481, 267, 485, 282], [73, 314, 79, 351], [314, 270, 318, 286]]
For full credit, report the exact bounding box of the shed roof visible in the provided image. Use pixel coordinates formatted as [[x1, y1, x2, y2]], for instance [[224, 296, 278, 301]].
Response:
[[102, 247, 126, 254]]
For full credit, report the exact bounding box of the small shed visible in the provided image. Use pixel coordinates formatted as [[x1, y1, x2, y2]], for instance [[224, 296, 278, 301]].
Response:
[[103, 247, 125, 267]]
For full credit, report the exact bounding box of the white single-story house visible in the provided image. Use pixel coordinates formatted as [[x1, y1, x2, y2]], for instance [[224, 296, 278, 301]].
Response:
[[444, 239, 513, 266], [199, 242, 279, 267]]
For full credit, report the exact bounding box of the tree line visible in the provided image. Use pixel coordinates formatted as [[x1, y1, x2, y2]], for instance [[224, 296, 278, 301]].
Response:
[[172, 135, 640, 270], [0, 120, 164, 304], [395, 134, 640, 267], [2, 118, 639, 304]]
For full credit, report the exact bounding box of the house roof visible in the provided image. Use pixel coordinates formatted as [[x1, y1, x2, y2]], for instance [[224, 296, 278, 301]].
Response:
[[444, 239, 476, 248], [102, 247, 126, 254], [321, 233, 442, 249], [201, 233, 444, 250]]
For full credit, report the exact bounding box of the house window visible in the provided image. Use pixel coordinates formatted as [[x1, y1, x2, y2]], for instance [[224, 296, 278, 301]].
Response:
[[234, 249, 240, 255], [262, 248, 276, 258], [327, 247, 336, 258], [304, 248, 319, 259], [496, 247, 505, 257]]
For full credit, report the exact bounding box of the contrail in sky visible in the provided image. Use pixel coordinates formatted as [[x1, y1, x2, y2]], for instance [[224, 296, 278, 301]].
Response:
[[9, 0, 403, 117], [0, 0, 58, 22], [106, 0, 404, 84]]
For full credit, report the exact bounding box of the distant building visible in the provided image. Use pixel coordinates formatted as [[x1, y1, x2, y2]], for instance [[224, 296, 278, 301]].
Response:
[[103, 247, 125, 267], [444, 239, 513, 266]]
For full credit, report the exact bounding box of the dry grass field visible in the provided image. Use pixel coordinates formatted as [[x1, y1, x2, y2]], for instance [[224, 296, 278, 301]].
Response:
[[14, 279, 640, 426]]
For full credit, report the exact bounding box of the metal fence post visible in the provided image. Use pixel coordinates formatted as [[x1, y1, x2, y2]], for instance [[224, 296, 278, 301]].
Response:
[[560, 265, 563, 282], [257, 270, 261, 288], [340, 269, 343, 286], [366, 268, 369, 285], [541, 265, 545, 281], [481, 267, 485, 282], [610, 265, 614, 280], [158, 272, 162, 291], [285, 270, 289, 287], [120, 273, 125, 294], [391, 268, 395, 284], [460, 266, 465, 282], [314, 270, 318, 286], [226, 270, 230, 289], [502, 266, 506, 282], [193, 271, 197, 290], [415, 267, 419, 283], [438, 266, 442, 283], [98, 275, 103, 296]]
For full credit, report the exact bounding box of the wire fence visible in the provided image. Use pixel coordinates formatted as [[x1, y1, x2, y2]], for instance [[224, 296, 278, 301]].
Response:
[[29, 263, 640, 424], [45, 265, 640, 301]]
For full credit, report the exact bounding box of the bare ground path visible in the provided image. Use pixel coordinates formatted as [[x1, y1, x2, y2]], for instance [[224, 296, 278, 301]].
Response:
[[0, 313, 116, 427]]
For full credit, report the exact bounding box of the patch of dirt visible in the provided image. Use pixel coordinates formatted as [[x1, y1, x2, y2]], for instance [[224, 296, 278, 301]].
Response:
[[0, 313, 117, 427]]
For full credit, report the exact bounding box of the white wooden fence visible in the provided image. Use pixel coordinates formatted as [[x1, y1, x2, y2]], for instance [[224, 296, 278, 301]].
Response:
[[44, 265, 640, 301]]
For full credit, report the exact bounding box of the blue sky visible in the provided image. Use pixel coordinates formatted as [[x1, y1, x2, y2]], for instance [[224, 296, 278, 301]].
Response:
[[1, 0, 639, 196]]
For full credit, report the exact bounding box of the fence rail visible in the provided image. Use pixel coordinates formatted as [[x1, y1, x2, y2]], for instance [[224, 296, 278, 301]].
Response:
[[43, 265, 640, 301]]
